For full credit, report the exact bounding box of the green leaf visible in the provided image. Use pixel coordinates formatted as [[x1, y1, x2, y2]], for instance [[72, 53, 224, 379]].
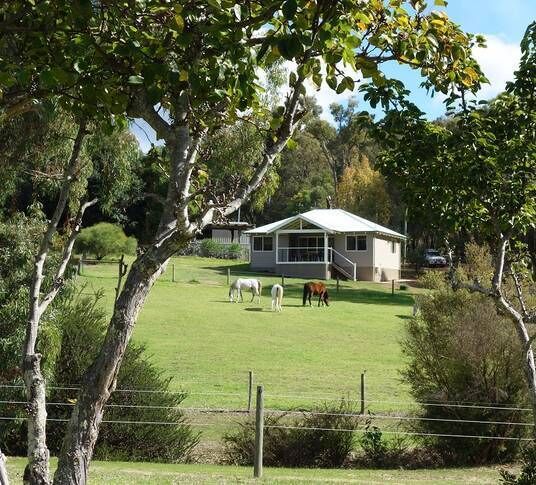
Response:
[[282, 0, 298, 20], [174, 14, 184, 32], [286, 138, 297, 150], [434, 0, 448, 5], [277, 36, 303, 60]]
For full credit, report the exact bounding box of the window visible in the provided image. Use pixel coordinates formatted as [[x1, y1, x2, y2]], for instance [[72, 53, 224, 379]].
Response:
[[346, 235, 367, 251], [253, 236, 273, 252], [391, 241, 396, 253], [298, 236, 324, 248]]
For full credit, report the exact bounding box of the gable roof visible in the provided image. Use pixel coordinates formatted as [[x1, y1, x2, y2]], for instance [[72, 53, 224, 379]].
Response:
[[245, 209, 406, 239]]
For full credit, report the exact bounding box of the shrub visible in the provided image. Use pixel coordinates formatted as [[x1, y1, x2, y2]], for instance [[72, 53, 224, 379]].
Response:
[[1, 290, 198, 462], [417, 270, 447, 290], [200, 239, 224, 258], [76, 222, 136, 259], [500, 442, 536, 484], [199, 239, 243, 259], [224, 400, 359, 468], [358, 421, 410, 468], [399, 284, 408, 291], [402, 288, 529, 464], [226, 243, 243, 260]]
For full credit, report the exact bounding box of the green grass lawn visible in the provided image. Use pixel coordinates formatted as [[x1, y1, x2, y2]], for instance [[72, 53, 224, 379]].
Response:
[[78, 256, 415, 412], [6, 456, 515, 484]]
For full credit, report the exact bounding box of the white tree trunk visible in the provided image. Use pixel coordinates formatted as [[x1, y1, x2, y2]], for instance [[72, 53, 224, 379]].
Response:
[[53, 80, 305, 485], [22, 121, 88, 485], [0, 447, 9, 485], [53, 234, 184, 485]]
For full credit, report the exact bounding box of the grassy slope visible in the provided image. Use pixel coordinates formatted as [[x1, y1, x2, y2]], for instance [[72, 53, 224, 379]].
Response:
[[6, 457, 513, 484], [78, 256, 415, 411]]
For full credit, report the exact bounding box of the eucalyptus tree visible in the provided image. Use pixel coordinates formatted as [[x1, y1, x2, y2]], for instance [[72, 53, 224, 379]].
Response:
[[1, 1, 486, 483], [376, 22, 536, 428]]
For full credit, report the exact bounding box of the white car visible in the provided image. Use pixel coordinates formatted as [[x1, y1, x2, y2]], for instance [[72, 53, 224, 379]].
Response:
[[424, 249, 447, 267]]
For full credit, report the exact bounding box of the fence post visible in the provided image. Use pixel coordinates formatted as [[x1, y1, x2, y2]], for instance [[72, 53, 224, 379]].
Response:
[[336, 276, 340, 293], [79, 254, 85, 276], [360, 371, 366, 415], [391, 279, 395, 296], [247, 370, 253, 413], [253, 385, 264, 478], [227, 267, 231, 286], [281, 274, 285, 287], [172, 263, 176, 283]]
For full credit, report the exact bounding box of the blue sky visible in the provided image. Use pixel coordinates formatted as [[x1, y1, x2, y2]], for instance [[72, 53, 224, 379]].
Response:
[[131, 0, 536, 151]]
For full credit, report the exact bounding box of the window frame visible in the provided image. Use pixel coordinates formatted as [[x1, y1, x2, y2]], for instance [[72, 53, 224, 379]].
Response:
[[252, 235, 273, 252], [346, 234, 367, 252]]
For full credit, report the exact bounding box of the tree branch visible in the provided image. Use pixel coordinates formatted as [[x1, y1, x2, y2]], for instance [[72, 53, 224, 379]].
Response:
[[127, 89, 172, 142], [40, 198, 98, 313]]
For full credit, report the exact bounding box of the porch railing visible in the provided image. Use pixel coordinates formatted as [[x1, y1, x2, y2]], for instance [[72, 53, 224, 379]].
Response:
[[329, 248, 357, 281], [277, 247, 327, 263], [276, 246, 357, 280]]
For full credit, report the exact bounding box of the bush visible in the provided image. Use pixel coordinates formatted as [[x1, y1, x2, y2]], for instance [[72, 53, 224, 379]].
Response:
[[358, 421, 410, 468], [76, 222, 137, 259], [200, 239, 224, 258], [417, 270, 447, 290], [402, 288, 529, 464], [1, 290, 198, 462], [226, 243, 243, 260], [500, 442, 536, 484], [224, 400, 359, 468], [199, 239, 243, 259]]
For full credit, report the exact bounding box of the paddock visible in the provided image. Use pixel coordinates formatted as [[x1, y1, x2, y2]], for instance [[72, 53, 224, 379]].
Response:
[[78, 256, 415, 411]]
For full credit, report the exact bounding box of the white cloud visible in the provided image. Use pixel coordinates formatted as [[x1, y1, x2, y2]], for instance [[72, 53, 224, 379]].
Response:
[[473, 34, 521, 99]]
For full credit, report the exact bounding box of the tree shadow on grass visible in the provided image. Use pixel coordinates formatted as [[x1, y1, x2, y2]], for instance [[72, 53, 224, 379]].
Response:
[[280, 287, 414, 307], [244, 307, 264, 312]]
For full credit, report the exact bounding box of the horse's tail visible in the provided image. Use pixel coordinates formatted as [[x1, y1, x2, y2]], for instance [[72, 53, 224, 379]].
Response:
[[302, 283, 308, 306], [278, 285, 283, 304]]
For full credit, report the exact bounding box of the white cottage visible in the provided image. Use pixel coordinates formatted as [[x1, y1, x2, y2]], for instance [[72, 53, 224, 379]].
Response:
[[245, 209, 406, 281]]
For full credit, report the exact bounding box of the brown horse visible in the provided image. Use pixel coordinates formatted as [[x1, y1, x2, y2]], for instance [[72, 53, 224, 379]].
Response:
[[303, 281, 329, 307]]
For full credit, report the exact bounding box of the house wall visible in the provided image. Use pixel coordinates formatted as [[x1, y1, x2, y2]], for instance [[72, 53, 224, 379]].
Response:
[[331, 233, 401, 281], [332, 233, 374, 268], [249, 236, 276, 271], [277, 263, 329, 280], [373, 237, 401, 281]]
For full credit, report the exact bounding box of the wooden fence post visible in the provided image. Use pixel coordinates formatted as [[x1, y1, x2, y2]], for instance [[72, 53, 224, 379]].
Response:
[[172, 263, 176, 283], [253, 385, 264, 478], [281, 274, 285, 287], [247, 370, 253, 413], [336, 276, 340, 293], [391, 279, 395, 296], [360, 371, 366, 415], [227, 267, 231, 286]]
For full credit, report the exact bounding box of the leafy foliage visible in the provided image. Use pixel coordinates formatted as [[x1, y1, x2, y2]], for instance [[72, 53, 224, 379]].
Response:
[[402, 287, 529, 464], [1, 289, 199, 462], [500, 442, 536, 485], [337, 156, 391, 224], [224, 400, 359, 468], [76, 223, 137, 260]]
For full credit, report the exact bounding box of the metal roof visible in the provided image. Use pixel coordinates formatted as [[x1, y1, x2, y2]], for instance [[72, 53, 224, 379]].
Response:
[[244, 209, 406, 239]]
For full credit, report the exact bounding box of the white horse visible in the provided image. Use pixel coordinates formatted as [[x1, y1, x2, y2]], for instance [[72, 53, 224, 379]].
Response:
[[229, 278, 262, 303], [271, 284, 284, 312]]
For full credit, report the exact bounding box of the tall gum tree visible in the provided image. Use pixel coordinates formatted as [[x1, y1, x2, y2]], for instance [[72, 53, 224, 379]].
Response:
[[1, 1, 486, 483], [375, 22, 536, 431]]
